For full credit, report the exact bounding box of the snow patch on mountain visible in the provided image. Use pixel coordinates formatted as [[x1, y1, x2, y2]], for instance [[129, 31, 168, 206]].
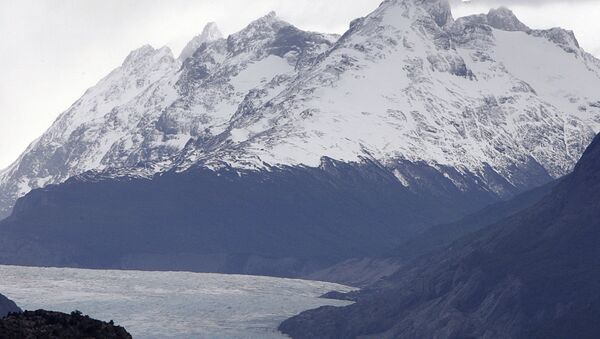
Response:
[[229, 55, 294, 95]]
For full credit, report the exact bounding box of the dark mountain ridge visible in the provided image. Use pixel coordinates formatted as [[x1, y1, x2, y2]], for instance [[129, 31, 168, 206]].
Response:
[[0, 158, 501, 277], [305, 178, 558, 287]]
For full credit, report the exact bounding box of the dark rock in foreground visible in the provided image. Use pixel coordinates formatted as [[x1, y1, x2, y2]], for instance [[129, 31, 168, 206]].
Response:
[[0, 310, 131, 339]]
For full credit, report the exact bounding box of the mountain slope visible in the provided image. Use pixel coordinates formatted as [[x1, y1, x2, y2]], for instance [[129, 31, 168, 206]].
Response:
[[392, 177, 559, 260], [0, 157, 498, 276], [305, 178, 558, 287], [280, 132, 600, 338]]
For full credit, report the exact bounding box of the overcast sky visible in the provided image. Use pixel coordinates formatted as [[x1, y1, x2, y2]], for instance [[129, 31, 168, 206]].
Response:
[[1, 0, 599, 169]]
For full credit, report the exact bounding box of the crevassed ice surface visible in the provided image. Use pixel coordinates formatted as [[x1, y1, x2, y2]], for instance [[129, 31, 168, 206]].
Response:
[[0, 265, 354, 339]]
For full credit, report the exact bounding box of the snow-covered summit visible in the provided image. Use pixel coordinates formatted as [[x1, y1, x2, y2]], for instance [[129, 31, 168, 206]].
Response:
[[226, 11, 297, 56], [202, 22, 223, 40], [178, 22, 224, 61], [184, 0, 600, 192]]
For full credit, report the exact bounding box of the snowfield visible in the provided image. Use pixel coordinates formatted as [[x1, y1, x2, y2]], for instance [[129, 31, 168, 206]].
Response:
[[0, 265, 354, 338]]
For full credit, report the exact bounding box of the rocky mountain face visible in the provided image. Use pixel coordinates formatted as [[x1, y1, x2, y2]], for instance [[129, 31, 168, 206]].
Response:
[[280, 132, 600, 338], [0, 0, 599, 274]]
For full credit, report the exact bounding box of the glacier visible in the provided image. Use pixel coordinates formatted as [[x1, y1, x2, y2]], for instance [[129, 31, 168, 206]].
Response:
[[0, 265, 353, 339]]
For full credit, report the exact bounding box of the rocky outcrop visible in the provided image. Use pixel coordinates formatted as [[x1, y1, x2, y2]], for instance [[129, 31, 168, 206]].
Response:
[[0, 310, 131, 339]]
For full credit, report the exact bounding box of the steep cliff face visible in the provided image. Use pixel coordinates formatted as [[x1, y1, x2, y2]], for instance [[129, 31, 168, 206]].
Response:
[[280, 133, 600, 338]]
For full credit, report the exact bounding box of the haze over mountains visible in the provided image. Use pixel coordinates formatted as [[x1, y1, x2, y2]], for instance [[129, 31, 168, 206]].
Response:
[[0, 0, 599, 278]]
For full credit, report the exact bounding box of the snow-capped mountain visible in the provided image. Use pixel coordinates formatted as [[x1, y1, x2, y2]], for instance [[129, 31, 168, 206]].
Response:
[[187, 2, 600, 187], [0, 14, 336, 218], [1, 0, 599, 221]]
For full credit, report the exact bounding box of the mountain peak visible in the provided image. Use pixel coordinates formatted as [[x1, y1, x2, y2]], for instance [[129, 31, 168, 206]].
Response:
[[225, 11, 291, 54], [233, 10, 288, 35], [201, 22, 223, 41], [486, 6, 530, 31], [178, 22, 224, 61], [248, 10, 278, 24], [123, 44, 173, 67], [248, 10, 285, 28], [375, 0, 453, 28], [125, 44, 155, 61]]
